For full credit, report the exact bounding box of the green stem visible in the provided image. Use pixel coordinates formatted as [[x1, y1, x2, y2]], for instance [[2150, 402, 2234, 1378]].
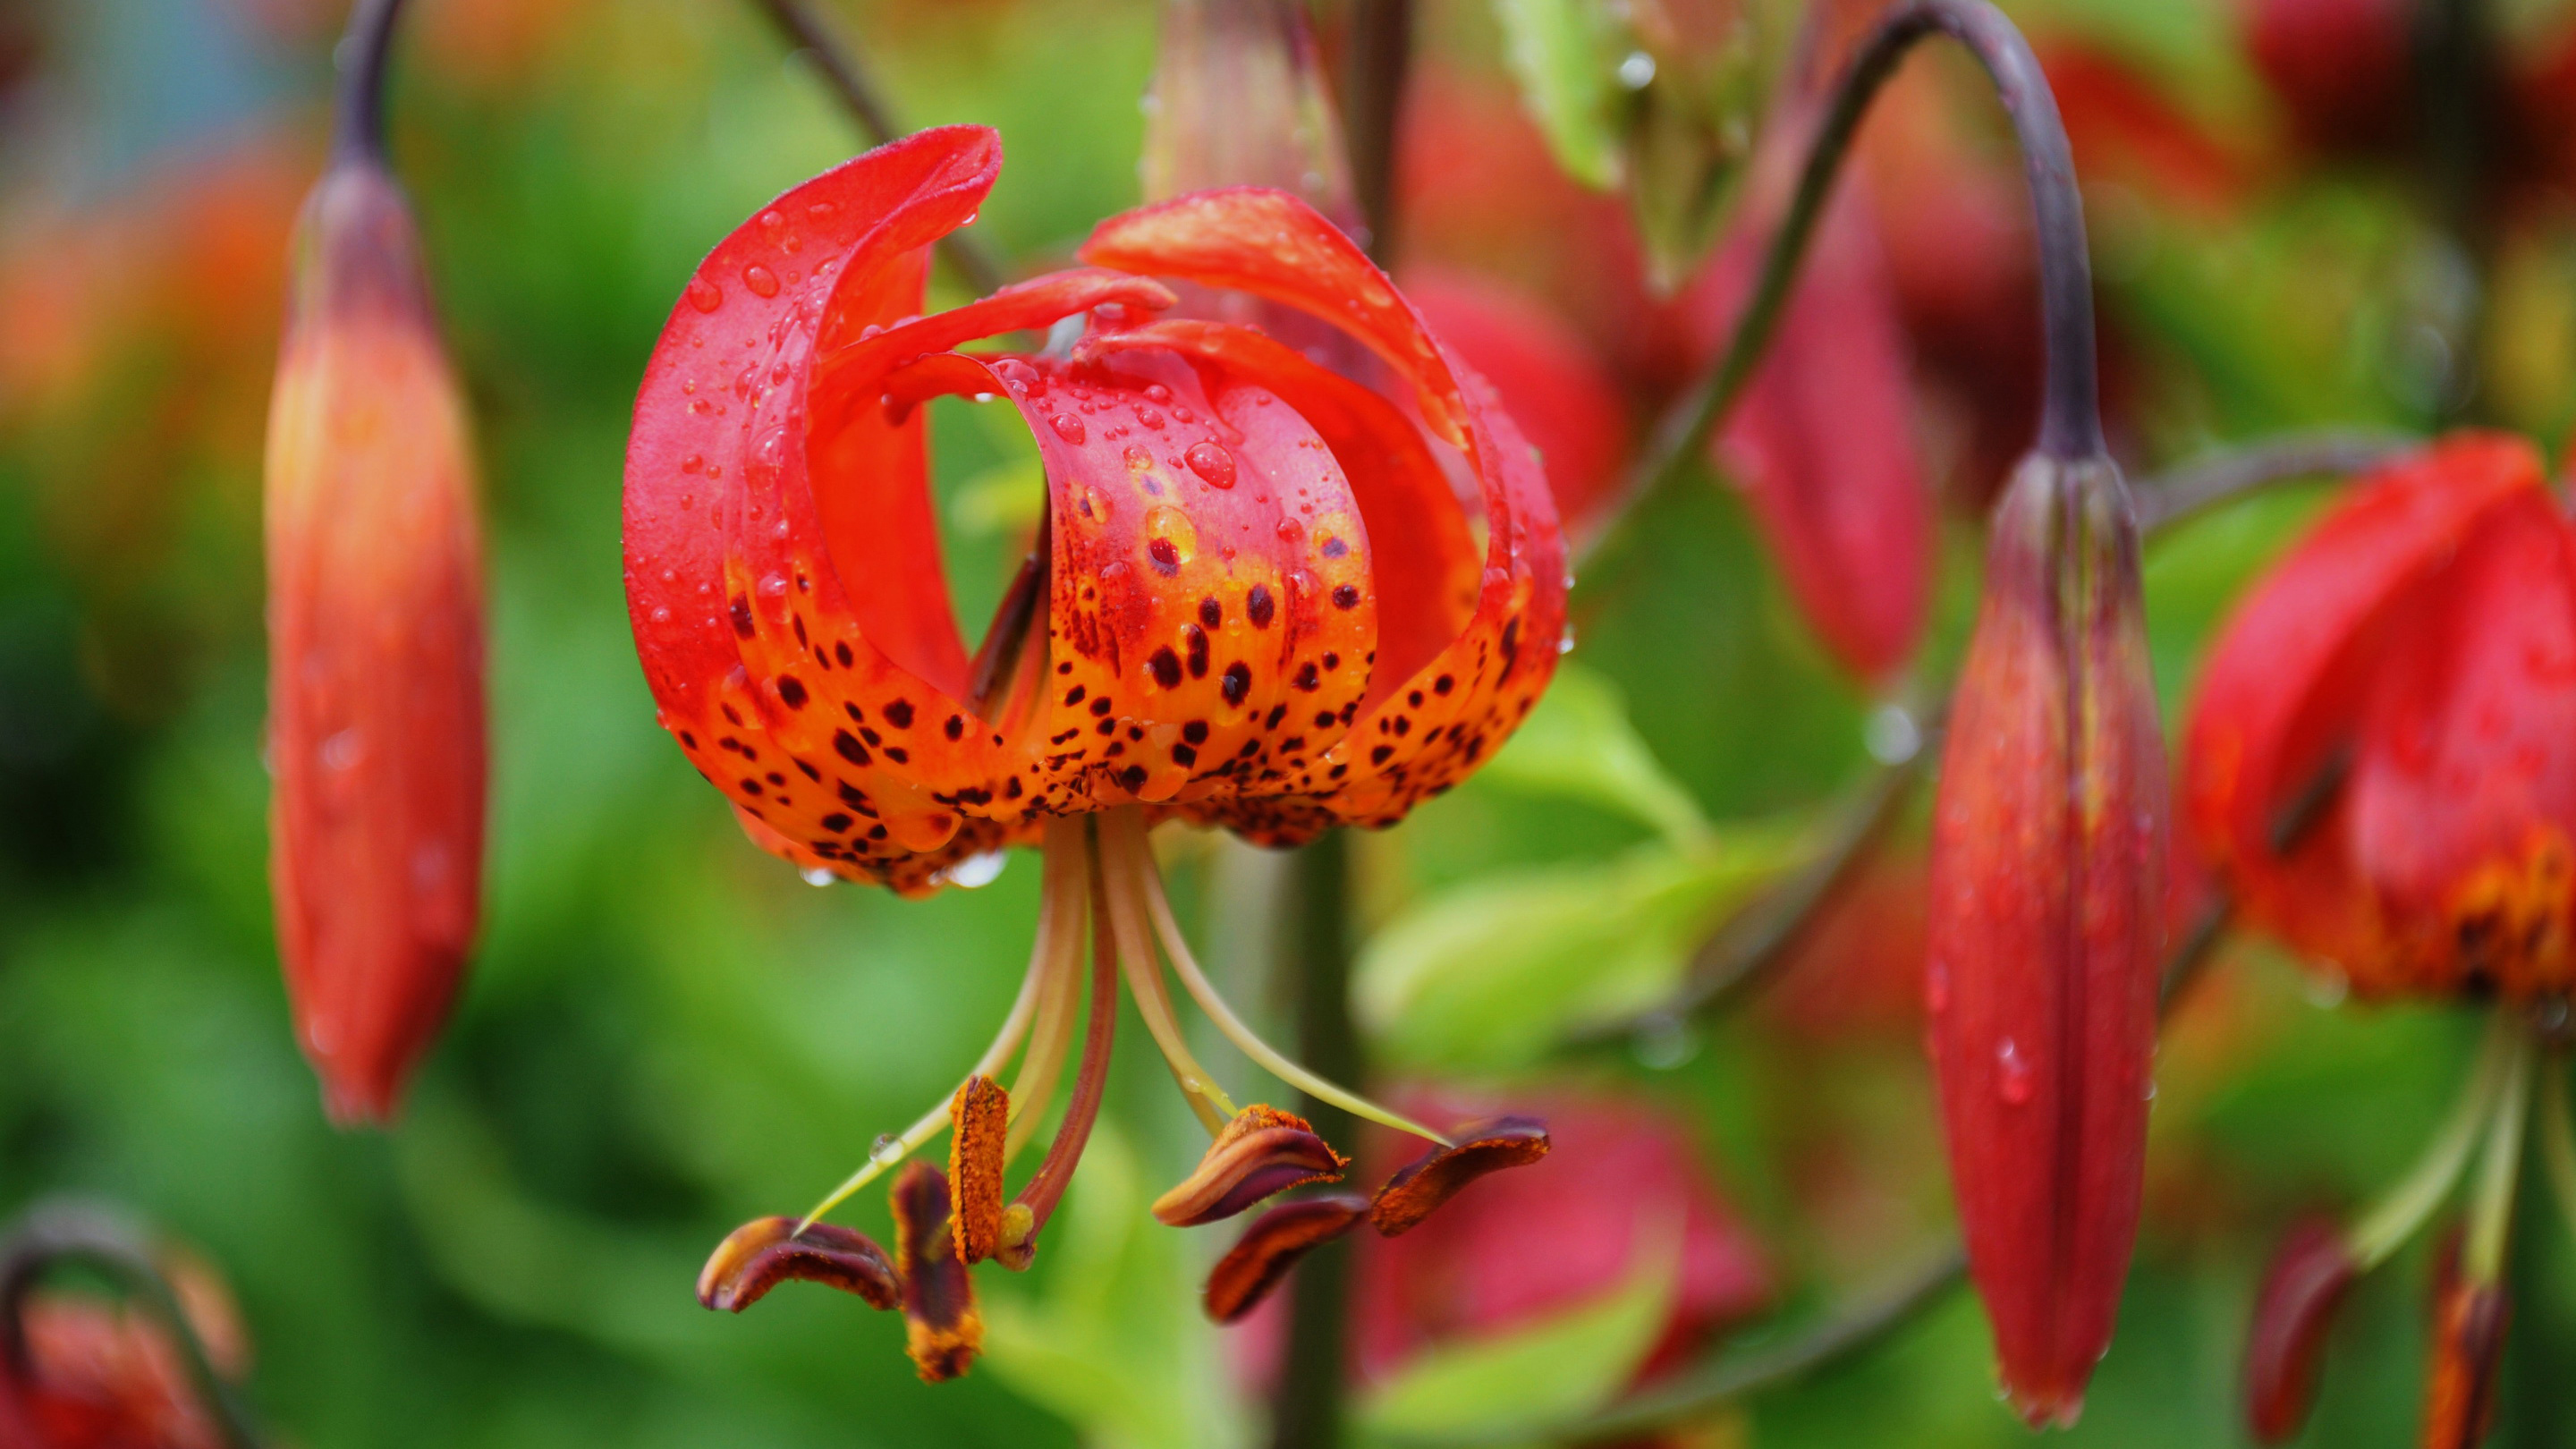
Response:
[[1272, 829, 1360, 1449], [2538, 1051, 2576, 1246], [2349, 1011, 2515, 1268], [330, 0, 409, 165]]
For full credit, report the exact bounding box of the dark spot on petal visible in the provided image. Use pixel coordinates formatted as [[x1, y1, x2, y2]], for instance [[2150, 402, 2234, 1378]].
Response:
[[1314, 711, 1335, 728], [885, 699, 916, 729], [1323, 652, 1339, 670], [1173, 744, 1199, 765], [1435, 674, 1454, 696], [1183, 624, 1209, 678], [835, 641, 855, 667], [1091, 696, 1114, 716], [1182, 721, 1209, 744], [835, 731, 871, 765], [1265, 705, 1287, 729], [1064, 684, 1087, 706], [1331, 585, 1360, 610], [730, 596, 756, 638], [1148, 539, 1181, 575], [821, 813, 853, 833], [945, 715, 965, 741], [886, 746, 910, 764], [1199, 597, 1223, 629], [1119, 765, 1148, 792], [1222, 662, 1251, 706], [741, 777, 765, 795], [1247, 585, 1275, 628], [1321, 536, 1348, 559], [1149, 648, 1183, 689], [777, 676, 809, 708], [1293, 663, 1320, 691]]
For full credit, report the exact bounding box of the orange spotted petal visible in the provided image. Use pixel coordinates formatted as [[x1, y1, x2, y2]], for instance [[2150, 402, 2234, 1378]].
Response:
[[2183, 433, 2545, 985], [626, 124, 1016, 893], [1086, 191, 1567, 838]]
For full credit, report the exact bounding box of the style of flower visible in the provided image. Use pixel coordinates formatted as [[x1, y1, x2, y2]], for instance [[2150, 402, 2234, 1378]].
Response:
[[626, 123, 1564, 1380]]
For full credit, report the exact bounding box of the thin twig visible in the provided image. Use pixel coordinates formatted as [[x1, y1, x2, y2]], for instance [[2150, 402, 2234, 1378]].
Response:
[[746, 0, 1007, 298], [331, 0, 408, 164], [2132, 430, 2415, 533], [1340, 0, 1416, 263]]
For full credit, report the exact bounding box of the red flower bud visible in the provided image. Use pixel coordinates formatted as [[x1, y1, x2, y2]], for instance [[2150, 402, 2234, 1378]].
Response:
[[1927, 451, 2167, 1427], [264, 158, 487, 1124], [2241, 0, 2414, 157], [2243, 1216, 2360, 1444]]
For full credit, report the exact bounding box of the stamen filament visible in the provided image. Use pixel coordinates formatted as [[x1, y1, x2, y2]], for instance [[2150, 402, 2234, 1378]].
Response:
[[1005, 829, 1093, 1158], [2538, 1053, 2576, 1247], [1096, 813, 1236, 1133], [1101, 809, 1452, 1148], [1004, 852, 1125, 1248], [2463, 1020, 2536, 1284], [796, 823, 1079, 1229], [2349, 1010, 2516, 1268]]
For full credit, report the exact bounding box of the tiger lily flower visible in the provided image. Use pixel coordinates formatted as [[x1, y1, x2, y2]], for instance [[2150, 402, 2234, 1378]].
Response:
[[2183, 434, 2576, 1446], [626, 124, 1563, 1380]]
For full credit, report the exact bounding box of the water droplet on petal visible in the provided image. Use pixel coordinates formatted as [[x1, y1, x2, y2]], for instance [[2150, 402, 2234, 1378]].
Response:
[[939, 851, 1008, 889], [1050, 413, 1087, 445], [1996, 1038, 2033, 1105], [1183, 440, 1236, 488], [685, 276, 724, 312], [1617, 49, 1657, 89], [801, 867, 837, 887], [742, 264, 780, 298], [869, 1134, 902, 1165], [1145, 505, 1199, 565]]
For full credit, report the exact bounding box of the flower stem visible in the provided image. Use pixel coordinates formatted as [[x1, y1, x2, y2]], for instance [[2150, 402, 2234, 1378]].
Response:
[[2131, 430, 2417, 532], [2348, 1010, 2517, 1269], [1339, 0, 1415, 262], [1273, 827, 1360, 1449], [330, 0, 409, 165], [1585, 0, 2101, 568], [744, 0, 1007, 298], [2538, 1051, 2576, 1247], [1097, 815, 1238, 1133], [1, 1202, 266, 1449]]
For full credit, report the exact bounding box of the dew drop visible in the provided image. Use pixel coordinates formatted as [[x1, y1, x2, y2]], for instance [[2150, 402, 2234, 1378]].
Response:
[[1996, 1038, 2033, 1105], [742, 264, 781, 298], [685, 276, 723, 312], [1617, 49, 1658, 89], [1124, 444, 1154, 470], [1137, 405, 1166, 430], [1184, 440, 1236, 488], [649, 606, 673, 625], [938, 851, 1009, 889], [801, 867, 837, 887], [869, 1134, 903, 1165], [1050, 412, 1087, 445], [1926, 962, 1951, 1013], [1865, 704, 1922, 764], [1146, 505, 1199, 566]]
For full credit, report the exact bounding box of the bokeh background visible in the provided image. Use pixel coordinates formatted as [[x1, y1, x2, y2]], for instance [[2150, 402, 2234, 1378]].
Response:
[[4, 0, 2576, 1445]]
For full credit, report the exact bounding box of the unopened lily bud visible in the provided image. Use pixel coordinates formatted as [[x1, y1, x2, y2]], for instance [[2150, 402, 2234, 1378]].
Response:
[[2243, 1217, 2360, 1444], [265, 157, 486, 1124], [1926, 450, 2167, 1427]]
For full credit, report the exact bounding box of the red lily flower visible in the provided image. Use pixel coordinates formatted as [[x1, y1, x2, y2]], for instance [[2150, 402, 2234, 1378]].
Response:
[[1927, 452, 2168, 1427], [1402, 271, 1632, 536], [1, 1224, 250, 1449], [630, 124, 1564, 1379], [264, 155, 487, 1125], [2186, 433, 2576, 999]]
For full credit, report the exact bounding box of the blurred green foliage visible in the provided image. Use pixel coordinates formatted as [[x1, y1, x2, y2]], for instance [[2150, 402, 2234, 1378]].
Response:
[[5, 0, 2576, 1446]]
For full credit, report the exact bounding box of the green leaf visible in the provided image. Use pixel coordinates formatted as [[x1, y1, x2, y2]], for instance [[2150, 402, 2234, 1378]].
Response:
[[1355, 828, 1809, 1072], [1490, 0, 1624, 190], [1479, 661, 1711, 846], [1356, 1225, 1680, 1445]]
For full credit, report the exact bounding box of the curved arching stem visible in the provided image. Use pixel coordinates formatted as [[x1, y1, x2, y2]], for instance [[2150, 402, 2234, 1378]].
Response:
[[2, 1202, 267, 1449], [1588, 0, 2104, 564], [331, 0, 409, 165]]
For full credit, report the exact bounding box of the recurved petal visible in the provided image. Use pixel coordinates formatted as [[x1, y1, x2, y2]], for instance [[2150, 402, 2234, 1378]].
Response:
[[2184, 433, 2544, 983], [1203, 1193, 1369, 1324], [695, 1216, 899, 1313], [1080, 188, 1569, 839], [2422, 1278, 2510, 1449], [624, 125, 1020, 892], [266, 157, 485, 1125], [1926, 452, 2166, 1427], [2345, 494, 2576, 996], [1153, 1104, 1349, 1226], [2243, 1217, 2359, 1444], [891, 1163, 983, 1383], [1368, 1116, 1551, 1238]]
